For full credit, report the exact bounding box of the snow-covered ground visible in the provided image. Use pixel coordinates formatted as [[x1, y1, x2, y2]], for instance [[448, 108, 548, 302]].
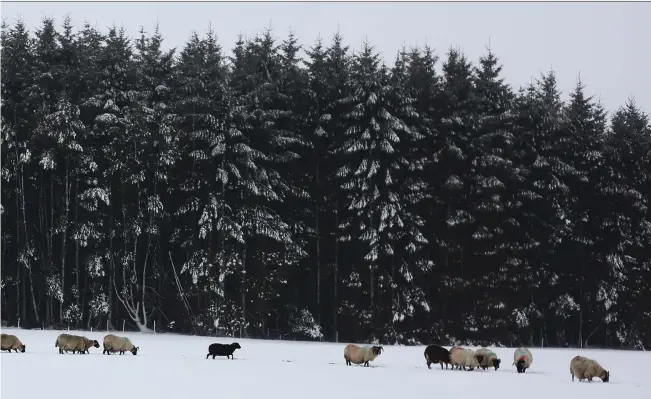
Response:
[[1, 327, 649, 399]]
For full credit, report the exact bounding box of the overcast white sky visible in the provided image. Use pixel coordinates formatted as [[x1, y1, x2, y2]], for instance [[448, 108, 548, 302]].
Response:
[[3, 1, 650, 114]]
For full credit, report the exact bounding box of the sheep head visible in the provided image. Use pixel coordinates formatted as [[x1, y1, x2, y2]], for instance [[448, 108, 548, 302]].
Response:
[[602, 370, 610, 382]]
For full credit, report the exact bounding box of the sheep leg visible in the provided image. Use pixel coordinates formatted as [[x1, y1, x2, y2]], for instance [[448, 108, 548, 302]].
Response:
[[213, 354, 217, 359]]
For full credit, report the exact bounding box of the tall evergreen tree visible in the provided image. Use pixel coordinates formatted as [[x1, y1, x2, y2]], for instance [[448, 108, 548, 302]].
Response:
[[425, 48, 478, 342], [468, 49, 518, 342]]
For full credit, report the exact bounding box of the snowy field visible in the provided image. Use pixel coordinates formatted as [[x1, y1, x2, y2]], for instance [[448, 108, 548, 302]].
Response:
[[1, 327, 649, 399]]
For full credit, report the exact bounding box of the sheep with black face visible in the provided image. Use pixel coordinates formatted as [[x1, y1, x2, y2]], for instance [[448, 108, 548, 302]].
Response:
[[1, 333, 26, 353], [55, 333, 99, 354], [103, 334, 139, 355], [206, 342, 241, 359], [513, 347, 533, 373], [343, 344, 383, 367], [570, 355, 610, 382], [476, 348, 501, 370]]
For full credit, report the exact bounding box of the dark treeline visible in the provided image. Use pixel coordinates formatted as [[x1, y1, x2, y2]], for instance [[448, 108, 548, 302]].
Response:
[[2, 17, 650, 349]]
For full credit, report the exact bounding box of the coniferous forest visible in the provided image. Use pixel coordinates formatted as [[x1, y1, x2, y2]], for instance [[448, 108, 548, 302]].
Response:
[[1, 17, 650, 349]]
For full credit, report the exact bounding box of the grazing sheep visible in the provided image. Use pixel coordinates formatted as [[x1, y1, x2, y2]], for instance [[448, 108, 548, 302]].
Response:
[[55, 333, 80, 354], [476, 348, 501, 370], [513, 347, 533, 373], [570, 355, 610, 382], [1, 333, 26, 353], [78, 336, 100, 354], [103, 334, 139, 355], [55, 333, 99, 354], [424, 344, 452, 370], [343, 344, 383, 367], [206, 342, 241, 360], [450, 348, 481, 371]]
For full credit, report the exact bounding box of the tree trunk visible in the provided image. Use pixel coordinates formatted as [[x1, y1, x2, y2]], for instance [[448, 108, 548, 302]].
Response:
[[20, 166, 39, 324], [27, 269, 39, 326], [333, 198, 339, 341], [15, 186, 21, 324], [369, 215, 375, 332], [82, 263, 88, 327], [107, 179, 114, 330], [60, 156, 70, 322], [49, 172, 55, 325], [579, 224, 584, 349], [315, 161, 321, 325], [241, 238, 247, 338], [74, 177, 80, 328]]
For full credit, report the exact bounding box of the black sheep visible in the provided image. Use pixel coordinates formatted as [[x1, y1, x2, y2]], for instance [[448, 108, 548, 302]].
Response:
[[424, 344, 452, 370], [206, 342, 241, 360]]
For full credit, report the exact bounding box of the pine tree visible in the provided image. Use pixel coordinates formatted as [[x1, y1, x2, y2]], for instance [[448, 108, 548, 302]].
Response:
[[1, 19, 40, 325], [31, 17, 67, 325], [606, 100, 651, 347], [468, 49, 518, 342], [403, 45, 447, 340], [225, 30, 307, 336], [424, 48, 477, 341], [170, 28, 235, 334], [71, 22, 109, 329], [87, 25, 136, 329], [333, 42, 427, 341], [556, 79, 608, 347], [304, 32, 353, 339]]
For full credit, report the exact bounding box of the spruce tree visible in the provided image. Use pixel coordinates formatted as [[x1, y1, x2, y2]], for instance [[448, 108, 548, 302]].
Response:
[[468, 49, 518, 341], [425, 48, 477, 341]]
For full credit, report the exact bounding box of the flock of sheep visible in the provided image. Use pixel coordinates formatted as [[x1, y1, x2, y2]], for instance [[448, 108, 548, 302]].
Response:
[[343, 343, 611, 383], [1, 332, 139, 355], [1, 332, 610, 383]]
